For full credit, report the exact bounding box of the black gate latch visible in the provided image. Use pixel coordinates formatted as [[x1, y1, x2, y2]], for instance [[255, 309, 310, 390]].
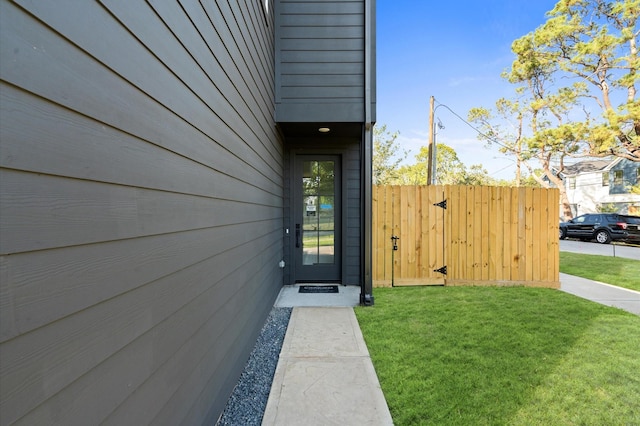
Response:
[[391, 235, 399, 251]]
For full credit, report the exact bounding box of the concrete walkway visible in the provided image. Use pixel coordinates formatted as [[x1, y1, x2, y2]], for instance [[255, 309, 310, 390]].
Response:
[[560, 273, 640, 315], [274, 284, 361, 308], [261, 277, 639, 425], [262, 300, 393, 425]]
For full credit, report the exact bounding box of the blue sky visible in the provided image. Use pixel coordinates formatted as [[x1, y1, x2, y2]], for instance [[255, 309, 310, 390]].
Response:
[[376, 0, 560, 180]]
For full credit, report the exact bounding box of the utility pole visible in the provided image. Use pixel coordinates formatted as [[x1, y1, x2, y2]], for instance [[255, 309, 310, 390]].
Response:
[[427, 96, 434, 185]]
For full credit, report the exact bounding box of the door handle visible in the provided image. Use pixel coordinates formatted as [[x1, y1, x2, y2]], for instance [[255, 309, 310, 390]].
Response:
[[295, 224, 301, 248]]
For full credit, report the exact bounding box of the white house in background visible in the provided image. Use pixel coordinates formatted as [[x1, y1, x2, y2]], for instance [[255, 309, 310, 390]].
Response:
[[559, 157, 640, 218]]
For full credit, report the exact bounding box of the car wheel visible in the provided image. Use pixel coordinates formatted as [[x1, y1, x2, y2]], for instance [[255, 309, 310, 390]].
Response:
[[595, 230, 611, 244], [559, 228, 566, 240]]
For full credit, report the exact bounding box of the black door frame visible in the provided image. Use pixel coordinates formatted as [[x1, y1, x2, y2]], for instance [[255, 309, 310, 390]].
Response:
[[292, 154, 342, 283]]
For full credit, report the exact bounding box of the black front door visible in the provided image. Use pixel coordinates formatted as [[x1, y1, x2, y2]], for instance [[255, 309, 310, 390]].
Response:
[[293, 155, 341, 282]]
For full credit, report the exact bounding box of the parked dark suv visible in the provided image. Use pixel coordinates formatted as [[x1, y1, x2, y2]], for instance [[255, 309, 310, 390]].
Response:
[[559, 213, 640, 244]]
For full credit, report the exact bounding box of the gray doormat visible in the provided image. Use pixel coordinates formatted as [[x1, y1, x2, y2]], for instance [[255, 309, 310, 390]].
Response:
[[298, 285, 339, 294]]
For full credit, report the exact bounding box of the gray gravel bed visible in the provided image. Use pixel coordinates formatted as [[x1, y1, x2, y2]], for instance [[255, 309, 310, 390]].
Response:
[[216, 307, 292, 426]]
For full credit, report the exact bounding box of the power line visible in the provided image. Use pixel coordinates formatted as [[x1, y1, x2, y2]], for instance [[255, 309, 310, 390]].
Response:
[[489, 162, 515, 176], [433, 100, 513, 152]]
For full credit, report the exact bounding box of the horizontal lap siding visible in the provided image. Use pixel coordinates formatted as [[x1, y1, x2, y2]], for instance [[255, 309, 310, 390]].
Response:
[[0, 0, 282, 424], [276, 0, 365, 122]]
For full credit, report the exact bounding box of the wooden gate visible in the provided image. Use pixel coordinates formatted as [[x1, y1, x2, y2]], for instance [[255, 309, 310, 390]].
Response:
[[372, 185, 560, 288]]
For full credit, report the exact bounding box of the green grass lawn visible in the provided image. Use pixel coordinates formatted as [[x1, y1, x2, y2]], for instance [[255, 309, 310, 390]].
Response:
[[560, 251, 640, 292], [355, 286, 640, 425]]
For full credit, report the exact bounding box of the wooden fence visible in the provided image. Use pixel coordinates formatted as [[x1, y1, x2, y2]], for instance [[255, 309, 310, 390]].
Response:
[[373, 185, 560, 288]]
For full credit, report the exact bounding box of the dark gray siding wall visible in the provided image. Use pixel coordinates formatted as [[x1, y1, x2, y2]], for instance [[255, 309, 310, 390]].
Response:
[[275, 0, 366, 122], [283, 138, 361, 285], [0, 1, 282, 424]]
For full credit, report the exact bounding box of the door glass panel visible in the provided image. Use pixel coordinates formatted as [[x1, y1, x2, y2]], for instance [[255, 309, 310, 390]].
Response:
[[302, 161, 335, 265]]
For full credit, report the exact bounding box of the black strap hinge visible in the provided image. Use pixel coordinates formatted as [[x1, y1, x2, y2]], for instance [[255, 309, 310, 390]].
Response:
[[433, 199, 447, 209], [434, 265, 447, 275]]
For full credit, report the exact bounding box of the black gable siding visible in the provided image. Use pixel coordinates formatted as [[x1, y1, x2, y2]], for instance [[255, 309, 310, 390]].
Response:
[[275, 0, 374, 289], [0, 0, 282, 424], [275, 0, 366, 122]]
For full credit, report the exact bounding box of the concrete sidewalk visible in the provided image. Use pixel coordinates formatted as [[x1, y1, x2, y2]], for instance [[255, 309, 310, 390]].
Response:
[[560, 273, 640, 315], [262, 307, 393, 426]]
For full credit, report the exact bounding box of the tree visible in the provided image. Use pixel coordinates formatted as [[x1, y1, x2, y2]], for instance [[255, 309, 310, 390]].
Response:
[[469, 0, 640, 219], [396, 143, 494, 185], [470, 86, 583, 218], [432, 144, 472, 185], [372, 125, 406, 184], [470, 65, 584, 217], [462, 164, 496, 186], [468, 99, 528, 186], [494, 174, 544, 188], [510, 0, 639, 161]]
